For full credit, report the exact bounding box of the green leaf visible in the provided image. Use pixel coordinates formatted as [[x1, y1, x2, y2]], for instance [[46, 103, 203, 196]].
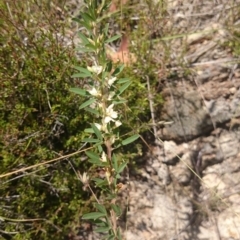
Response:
[[86, 151, 99, 162], [117, 78, 130, 84], [117, 162, 127, 174], [112, 100, 127, 105], [105, 61, 112, 73], [94, 226, 110, 233], [78, 32, 90, 45], [112, 154, 118, 172], [69, 88, 87, 96], [72, 72, 92, 78], [79, 98, 95, 110], [72, 17, 81, 24], [80, 20, 92, 31], [82, 212, 106, 220], [93, 178, 108, 187], [118, 81, 132, 95], [98, 144, 103, 153], [104, 23, 109, 36], [122, 134, 140, 145], [112, 64, 124, 76], [95, 203, 107, 214], [88, 7, 97, 21], [73, 66, 92, 75], [86, 43, 97, 51], [88, 158, 104, 165], [110, 204, 122, 217], [81, 12, 95, 23], [107, 234, 115, 240], [105, 34, 122, 43], [91, 123, 102, 140], [84, 128, 94, 133], [82, 138, 100, 143], [117, 228, 122, 240], [85, 107, 99, 115], [76, 47, 95, 53]]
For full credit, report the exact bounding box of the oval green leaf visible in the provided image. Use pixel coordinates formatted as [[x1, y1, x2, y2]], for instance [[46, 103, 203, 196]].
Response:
[[118, 81, 132, 95], [121, 134, 140, 146], [105, 34, 122, 43], [82, 212, 106, 220], [79, 98, 95, 110], [69, 88, 87, 96]]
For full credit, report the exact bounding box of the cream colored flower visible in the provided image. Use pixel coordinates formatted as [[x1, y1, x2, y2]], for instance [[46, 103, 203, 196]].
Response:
[[109, 135, 116, 144], [78, 172, 89, 184], [87, 65, 103, 75], [94, 122, 108, 132], [88, 87, 101, 97], [104, 104, 118, 124], [115, 120, 122, 128], [101, 152, 107, 162], [107, 77, 117, 87]]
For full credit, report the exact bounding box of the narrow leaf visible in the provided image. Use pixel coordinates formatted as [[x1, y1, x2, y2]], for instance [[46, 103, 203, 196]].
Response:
[[81, 12, 95, 23], [118, 81, 132, 95], [104, 23, 109, 36], [69, 88, 87, 96], [105, 61, 112, 72], [72, 72, 92, 78], [122, 134, 140, 146], [111, 204, 122, 217], [86, 43, 97, 50], [93, 178, 108, 187], [76, 47, 95, 53], [82, 212, 106, 220], [86, 151, 99, 162], [107, 234, 115, 240], [78, 32, 90, 45], [73, 66, 92, 75], [88, 158, 104, 166], [112, 154, 118, 172], [105, 34, 122, 43], [94, 226, 110, 233], [85, 107, 99, 115], [79, 98, 95, 110], [91, 123, 102, 140], [117, 228, 122, 240], [84, 128, 94, 133], [117, 78, 130, 84], [112, 100, 127, 105], [117, 162, 127, 174], [82, 138, 100, 143], [112, 64, 124, 76], [95, 203, 107, 214]]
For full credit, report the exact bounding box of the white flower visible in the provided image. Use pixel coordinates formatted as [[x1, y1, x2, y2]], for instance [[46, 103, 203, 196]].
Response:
[[104, 104, 118, 124], [115, 120, 122, 128], [107, 77, 117, 87], [95, 122, 108, 133], [87, 65, 103, 75], [78, 172, 89, 184], [101, 152, 107, 162], [109, 135, 116, 144], [88, 87, 101, 97], [94, 123, 102, 130]]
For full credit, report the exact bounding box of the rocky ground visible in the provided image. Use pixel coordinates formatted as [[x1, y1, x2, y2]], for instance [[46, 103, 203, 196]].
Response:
[[64, 0, 240, 239]]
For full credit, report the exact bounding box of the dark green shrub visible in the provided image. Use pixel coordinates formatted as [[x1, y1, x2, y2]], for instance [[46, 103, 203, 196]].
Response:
[[0, 1, 93, 239]]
